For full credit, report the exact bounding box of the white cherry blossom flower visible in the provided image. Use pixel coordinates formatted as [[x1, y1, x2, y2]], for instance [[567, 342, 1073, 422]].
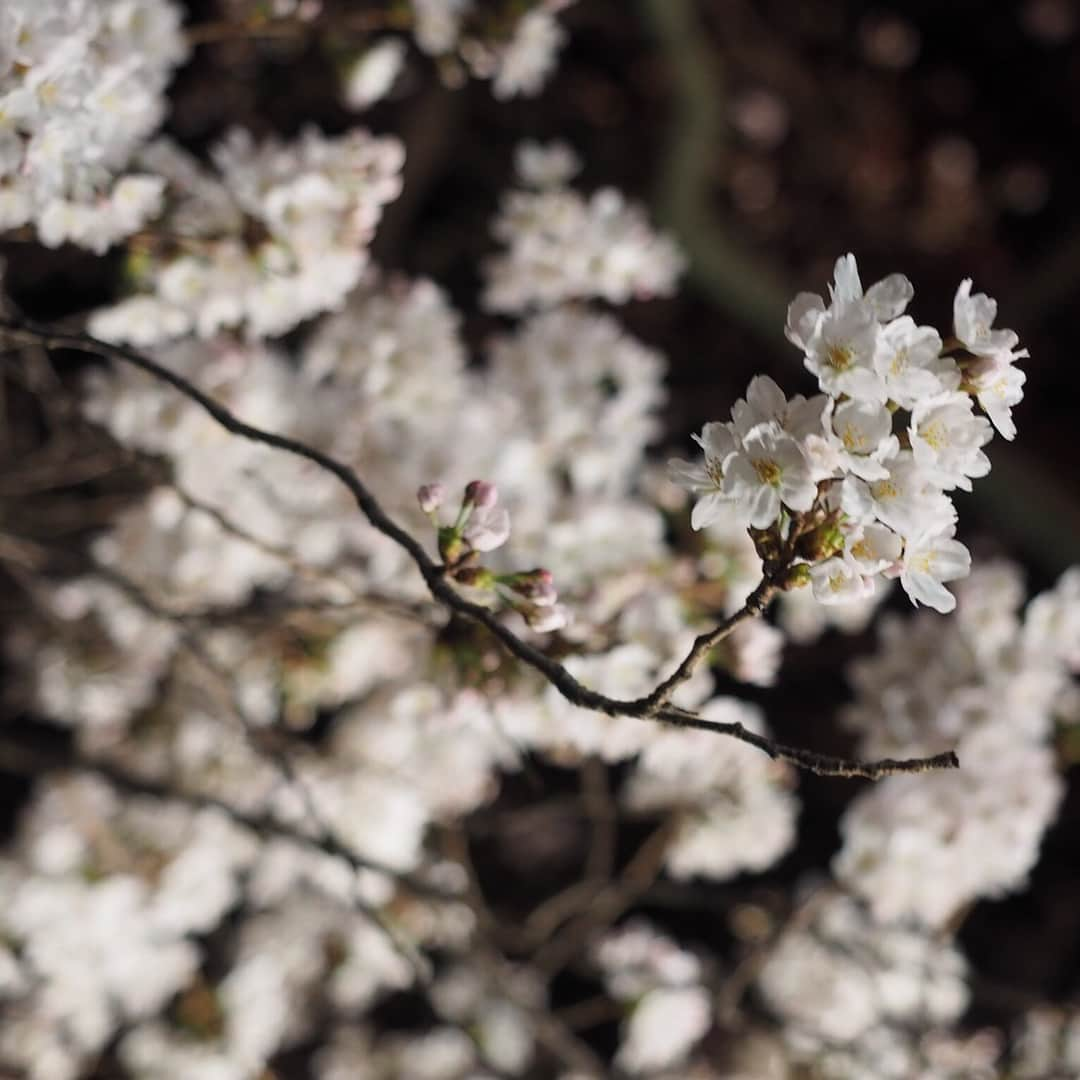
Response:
[[492, 10, 566, 100], [909, 391, 993, 492], [841, 453, 955, 538], [723, 423, 817, 528], [829, 252, 914, 321], [873, 315, 957, 409], [616, 985, 712, 1074], [967, 354, 1027, 440], [811, 555, 875, 605], [803, 299, 887, 404], [342, 38, 406, 110], [829, 398, 899, 480], [730, 374, 830, 448], [899, 526, 971, 613], [953, 278, 1023, 360], [669, 421, 738, 531], [846, 522, 903, 575]]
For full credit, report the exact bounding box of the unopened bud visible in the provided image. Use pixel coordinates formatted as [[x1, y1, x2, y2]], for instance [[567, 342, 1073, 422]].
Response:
[[418, 482, 446, 514], [796, 523, 845, 563], [524, 602, 571, 633], [505, 568, 558, 606], [463, 480, 498, 509], [780, 563, 812, 591], [438, 525, 465, 566], [453, 566, 496, 590]]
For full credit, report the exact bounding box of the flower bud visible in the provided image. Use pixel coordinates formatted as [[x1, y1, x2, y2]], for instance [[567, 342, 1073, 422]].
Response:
[[453, 566, 496, 590], [795, 522, 845, 563], [505, 568, 558, 605], [463, 480, 499, 509], [417, 482, 446, 514], [525, 603, 571, 633], [780, 563, 812, 591], [438, 525, 465, 565]]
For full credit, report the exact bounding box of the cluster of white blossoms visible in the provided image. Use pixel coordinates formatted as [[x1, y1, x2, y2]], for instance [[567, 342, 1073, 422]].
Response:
[[410, 0, 573, 100], [484, 141, 685, 312], [2, 2, 1075, 1067], [673, 254, 1028, 614], [0, 776, 258, 1079], [90, 129, 405, 344], [834, 561, 1077, 927], [756, 893, 983, 1080], [342, 1, 575, 110], [592, 920, 713, 1075], [0, 0, 186, 251]]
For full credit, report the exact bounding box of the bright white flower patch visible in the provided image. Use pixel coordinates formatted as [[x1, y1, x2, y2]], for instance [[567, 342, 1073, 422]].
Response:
[[594, 920, 713, 1074], [0, 0, 187, 251], [90, 129, 405, 343], [836, 563, 1071, 924], [757, 893, 971, 1077], [674, 254, 1028, 613], [484, 140, 684, 311]]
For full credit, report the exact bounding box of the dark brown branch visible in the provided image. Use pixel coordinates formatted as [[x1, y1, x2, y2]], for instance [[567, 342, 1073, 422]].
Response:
[[0, 319, 960, 781]]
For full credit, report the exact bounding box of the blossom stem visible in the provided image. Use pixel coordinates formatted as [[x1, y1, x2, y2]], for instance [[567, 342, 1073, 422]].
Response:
[[0, 318, 960, 781]]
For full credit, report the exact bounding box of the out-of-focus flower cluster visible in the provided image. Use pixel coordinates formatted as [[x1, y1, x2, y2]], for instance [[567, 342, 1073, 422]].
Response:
[[410, 0, 573, 101], [834, 562, 1077, 926], [484, 141, 685, 312], [90, 129, 405, 344], [2, 114, 808, 1075], [672, 254, 1028, 614], [340, 1, 576, 112], [756, 892, 988, 1080], [0, 6, 1075, 1073], [0, 0, 186, 251]]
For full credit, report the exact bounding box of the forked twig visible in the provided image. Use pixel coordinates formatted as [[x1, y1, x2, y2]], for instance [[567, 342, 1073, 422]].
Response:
[[0, 319, 960, 780]]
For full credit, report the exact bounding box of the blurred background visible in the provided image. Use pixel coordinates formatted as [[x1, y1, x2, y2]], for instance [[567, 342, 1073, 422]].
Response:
[[4, 0, 1080, 1068]]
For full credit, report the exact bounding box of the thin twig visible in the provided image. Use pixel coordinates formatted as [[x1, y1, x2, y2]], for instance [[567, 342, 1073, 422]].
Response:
[[0, 320, 960, 780]]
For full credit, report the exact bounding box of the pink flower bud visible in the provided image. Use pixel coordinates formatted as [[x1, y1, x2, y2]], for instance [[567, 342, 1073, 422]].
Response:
[[464, 480, 499, 509], [418, 483, 446, 514]]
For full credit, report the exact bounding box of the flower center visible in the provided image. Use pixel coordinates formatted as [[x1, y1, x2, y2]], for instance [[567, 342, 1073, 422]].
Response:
[[889, 348, 909, 377], [911, 552, 935, 574], [871, 479, 898, 501], [826, 344, 854, 372], [840, 423, 868, 452], [753, 458, 782, 486], [920, 421, 947, 451]]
